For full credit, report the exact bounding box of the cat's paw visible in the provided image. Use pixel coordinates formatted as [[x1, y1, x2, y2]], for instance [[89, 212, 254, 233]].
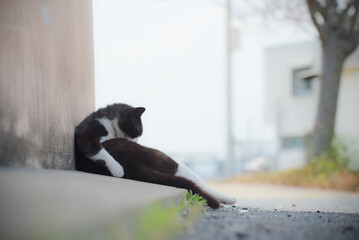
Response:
[[220, 196, 237, 205], [108, 162, 125, 178]]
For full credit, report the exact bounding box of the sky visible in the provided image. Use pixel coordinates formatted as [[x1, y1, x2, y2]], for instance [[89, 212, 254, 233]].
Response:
[[93, 0, 316, 158]]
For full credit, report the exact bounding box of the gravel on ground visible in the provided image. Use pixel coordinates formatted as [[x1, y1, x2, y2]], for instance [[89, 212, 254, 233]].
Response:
[[179, 206, 359, 240]]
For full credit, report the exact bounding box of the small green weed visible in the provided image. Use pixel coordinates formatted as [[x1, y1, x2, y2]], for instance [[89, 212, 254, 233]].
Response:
[[136, 201, 183, 240], [314, 135, 354, 168], [134, 191, 206, 240], [186, 190, 205, 203]]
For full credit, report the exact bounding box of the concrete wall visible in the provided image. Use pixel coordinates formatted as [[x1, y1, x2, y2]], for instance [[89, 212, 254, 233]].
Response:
[[0, 0, 95, 169]]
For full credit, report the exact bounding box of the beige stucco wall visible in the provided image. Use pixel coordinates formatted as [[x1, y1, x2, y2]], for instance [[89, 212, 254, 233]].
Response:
[[0, 0, 95, 169]]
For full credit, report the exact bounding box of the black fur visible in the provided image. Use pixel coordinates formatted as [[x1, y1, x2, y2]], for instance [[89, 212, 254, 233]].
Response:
[[74, 103, 145, 174], [102, 138, 221, 209]]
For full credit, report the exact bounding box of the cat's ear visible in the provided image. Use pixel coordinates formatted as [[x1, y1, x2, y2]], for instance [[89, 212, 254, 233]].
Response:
[[132, 107, 146, 118]]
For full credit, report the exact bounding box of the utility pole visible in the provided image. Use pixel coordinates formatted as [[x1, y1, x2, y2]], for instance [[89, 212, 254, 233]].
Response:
[[225, 0, 235, 177]]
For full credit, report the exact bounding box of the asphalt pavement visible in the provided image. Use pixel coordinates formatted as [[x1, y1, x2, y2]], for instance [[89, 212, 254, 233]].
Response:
[[179, 181, 359, 240], [179, 206, 359, 240]]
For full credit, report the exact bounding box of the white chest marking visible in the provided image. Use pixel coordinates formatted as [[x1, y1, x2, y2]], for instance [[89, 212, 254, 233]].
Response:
[[127, 137, 139, 143], [96, 118, 125, 143]]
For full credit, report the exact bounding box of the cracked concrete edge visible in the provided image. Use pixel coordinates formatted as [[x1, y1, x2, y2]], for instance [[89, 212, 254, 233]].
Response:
[[0, 167, 187, 240]]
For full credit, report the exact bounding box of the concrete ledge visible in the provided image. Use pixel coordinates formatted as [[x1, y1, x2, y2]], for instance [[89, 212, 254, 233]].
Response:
[[0, 167, 187, 239]]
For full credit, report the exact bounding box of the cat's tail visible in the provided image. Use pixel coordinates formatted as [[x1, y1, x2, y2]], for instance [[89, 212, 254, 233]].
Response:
[[131, 166, 220, 209]]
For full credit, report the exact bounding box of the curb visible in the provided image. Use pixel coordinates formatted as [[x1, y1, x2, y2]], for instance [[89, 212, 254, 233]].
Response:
[[0, 167, 187, 240]]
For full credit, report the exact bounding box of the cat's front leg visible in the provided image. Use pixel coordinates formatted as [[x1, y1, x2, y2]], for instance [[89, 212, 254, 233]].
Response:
[[90, 149, 124, 177], [76, 133, 125, 177]]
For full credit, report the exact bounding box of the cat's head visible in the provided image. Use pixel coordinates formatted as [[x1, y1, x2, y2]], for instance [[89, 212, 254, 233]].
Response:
[[118, 107, 146, 142]]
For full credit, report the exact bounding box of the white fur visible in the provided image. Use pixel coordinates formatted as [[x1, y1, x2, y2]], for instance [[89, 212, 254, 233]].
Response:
[[127, 137, 139, 143], [175, 162, 237, 204], [94, 117, 139, 177], [96, 118, 125, 143], [90, 149, 124, 177]]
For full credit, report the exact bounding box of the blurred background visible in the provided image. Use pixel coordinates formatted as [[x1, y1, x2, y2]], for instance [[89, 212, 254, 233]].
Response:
[[93, 0, 359, 186], [2, 1, 358, 239]]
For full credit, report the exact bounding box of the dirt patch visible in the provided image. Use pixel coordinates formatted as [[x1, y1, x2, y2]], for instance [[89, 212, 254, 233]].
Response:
[[233, 160, 359, 192]]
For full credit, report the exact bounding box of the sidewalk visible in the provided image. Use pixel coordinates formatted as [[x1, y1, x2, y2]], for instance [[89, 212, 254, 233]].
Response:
[[208, 181, 359, 213], [0, 167, 186, 240]]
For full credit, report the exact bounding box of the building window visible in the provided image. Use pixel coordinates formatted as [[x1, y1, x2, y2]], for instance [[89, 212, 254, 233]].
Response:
[[281, 136, 304, 149], [292, 66, 312, 96]]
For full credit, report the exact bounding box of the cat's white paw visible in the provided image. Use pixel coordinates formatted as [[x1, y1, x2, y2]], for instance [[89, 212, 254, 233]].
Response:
[[108, 162, 125, 178], [90, 149, 125, 178]]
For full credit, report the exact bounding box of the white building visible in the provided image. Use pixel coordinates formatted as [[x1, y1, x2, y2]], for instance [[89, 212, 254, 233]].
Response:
[[265, 41, 359, 170]]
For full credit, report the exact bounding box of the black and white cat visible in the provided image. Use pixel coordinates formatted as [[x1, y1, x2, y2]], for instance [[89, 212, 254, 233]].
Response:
[[74, 103, 236, 208], [75, 103, 145, 177]]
